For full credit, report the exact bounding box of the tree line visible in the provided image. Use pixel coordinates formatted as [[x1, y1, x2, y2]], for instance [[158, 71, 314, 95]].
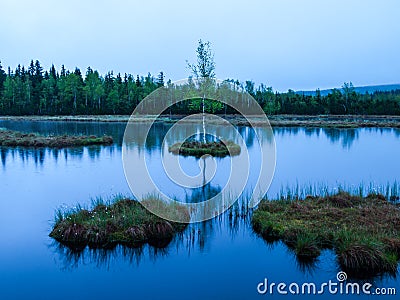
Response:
[[0, 60, 164, 115], [0, 60, 399, 116]]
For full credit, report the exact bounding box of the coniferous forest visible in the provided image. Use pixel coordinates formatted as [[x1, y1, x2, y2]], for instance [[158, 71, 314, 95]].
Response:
[[0, 60, 399, 116]]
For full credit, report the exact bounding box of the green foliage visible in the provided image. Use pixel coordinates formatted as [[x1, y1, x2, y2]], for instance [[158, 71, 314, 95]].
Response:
[[187, 39, 216, 79], [0, 60, 400, 116], [0, 61, 162, 115], [187, 97, 224, 113], [263, 100, 281, 114]]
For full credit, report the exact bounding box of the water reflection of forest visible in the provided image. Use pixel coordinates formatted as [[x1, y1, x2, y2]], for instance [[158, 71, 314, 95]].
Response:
[[0, 120, 127, 144], [0, 145, 116, 168], [274, 127, 400, 149], [1, 127, 399, 167]]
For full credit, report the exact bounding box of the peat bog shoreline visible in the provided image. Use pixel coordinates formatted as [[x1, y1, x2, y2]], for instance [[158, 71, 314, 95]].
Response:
[[1, 114, 400, 128], [252, 192, 400, 278], [50, 191, 400, 278]]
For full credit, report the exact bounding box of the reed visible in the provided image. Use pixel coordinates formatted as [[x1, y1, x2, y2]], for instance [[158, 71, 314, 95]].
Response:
[[270, 182, 400, 203]]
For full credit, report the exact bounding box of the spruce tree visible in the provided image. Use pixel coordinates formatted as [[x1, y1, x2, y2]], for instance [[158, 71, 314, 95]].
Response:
[[156, 71, 164, 87], [0, 61, 6, 94]]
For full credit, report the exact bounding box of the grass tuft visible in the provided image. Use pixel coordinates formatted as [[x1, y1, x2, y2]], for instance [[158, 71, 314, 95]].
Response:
[[50, 196, 189, 249], [169, 140, 240, 157], [252, 192, 400, 277]]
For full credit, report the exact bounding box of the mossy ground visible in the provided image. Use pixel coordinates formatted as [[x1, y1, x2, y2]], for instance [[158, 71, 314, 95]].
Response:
[[169, 140, 241, 157], [50, 197, 189, 249], [252, 192, 400, 277], [0, 129, 113, 147]]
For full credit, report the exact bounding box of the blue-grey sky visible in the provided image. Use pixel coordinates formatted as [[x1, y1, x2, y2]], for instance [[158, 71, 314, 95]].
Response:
[[1, 0, 399, 91]]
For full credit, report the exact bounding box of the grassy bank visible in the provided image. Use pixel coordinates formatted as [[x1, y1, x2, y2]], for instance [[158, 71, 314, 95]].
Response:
[[1, 114, 400, 128], [0, 129, 113, 147], [50, 196, 189, 249], [252, 192, 400, 277], [169, 140, 241, 157]]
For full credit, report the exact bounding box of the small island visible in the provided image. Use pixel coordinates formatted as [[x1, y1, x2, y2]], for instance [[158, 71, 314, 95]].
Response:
[[50, 197, 189, 249], [169, 140, 241, 158], [0, 129, 113, 148], [252, 192, 400, 277]]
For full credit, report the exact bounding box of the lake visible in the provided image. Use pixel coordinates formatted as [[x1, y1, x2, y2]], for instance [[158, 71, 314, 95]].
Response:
[[0, 120, 399, 299]]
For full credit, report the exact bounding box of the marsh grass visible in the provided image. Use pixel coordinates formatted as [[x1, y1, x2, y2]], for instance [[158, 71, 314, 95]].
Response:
[[271, 182, 400, 203], [169, 140, 241, 157], [50, 196, 189, 249], [252, 191, 400, 277], [0, 129, 113, 148]]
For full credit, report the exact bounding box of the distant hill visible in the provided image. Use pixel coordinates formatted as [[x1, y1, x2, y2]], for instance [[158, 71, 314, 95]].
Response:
[[295, 84, 400, 96]]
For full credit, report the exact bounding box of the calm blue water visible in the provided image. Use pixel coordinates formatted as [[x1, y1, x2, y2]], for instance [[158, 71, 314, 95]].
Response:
[[0, 120, 399, 299]]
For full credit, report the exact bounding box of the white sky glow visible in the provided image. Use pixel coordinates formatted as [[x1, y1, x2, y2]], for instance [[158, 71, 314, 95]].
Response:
[[1, 0, 399, 91]]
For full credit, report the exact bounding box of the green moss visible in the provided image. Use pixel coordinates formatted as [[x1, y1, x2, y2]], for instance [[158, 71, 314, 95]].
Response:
[[50, 197, 189, 249], [0, 129, 113, 148], [252, 192, 400, 277]]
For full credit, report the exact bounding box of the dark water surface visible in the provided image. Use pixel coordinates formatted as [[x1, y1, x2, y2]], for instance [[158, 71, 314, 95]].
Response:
[[0, 120, 399, 299]]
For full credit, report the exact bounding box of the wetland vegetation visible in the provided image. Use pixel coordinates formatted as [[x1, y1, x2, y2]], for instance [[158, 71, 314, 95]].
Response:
[[252, 192, 400, 277], [1, 114, 400, 129], [169, 140, 241, 157], [50, 196, 189, 249], [0, 128, 113, 147]]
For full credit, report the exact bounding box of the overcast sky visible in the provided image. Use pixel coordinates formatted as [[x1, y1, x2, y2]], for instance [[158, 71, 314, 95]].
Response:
[[1, 0, 399, 91]]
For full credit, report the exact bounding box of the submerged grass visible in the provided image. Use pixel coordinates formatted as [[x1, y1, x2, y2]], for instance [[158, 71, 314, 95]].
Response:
[[252, 191, 400, 277], [0, 129, 113, 148], [50, 196, 189, 249], [169, 140, 241, 157]]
